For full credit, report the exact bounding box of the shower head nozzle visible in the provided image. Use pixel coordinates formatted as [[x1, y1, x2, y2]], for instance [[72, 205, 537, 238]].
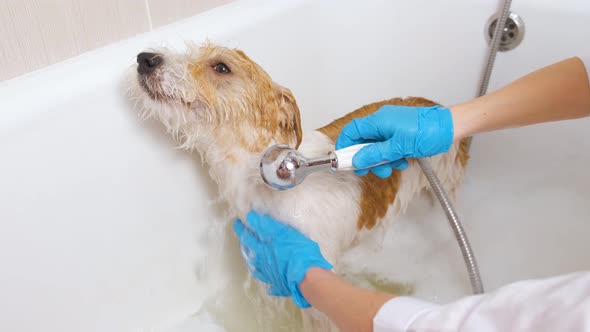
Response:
[[259, 143, 375, 191], [259, 144, 333, 191]]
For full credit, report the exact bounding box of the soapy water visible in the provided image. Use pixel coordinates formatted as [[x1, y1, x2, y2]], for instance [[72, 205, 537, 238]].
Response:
[[161, 191, 471, 331], [157, 214, 304, 332]]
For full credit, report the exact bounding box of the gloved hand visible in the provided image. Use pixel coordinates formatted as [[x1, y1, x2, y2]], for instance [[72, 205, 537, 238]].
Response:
[[233, 211, 333, 308], [335, 105, 454, 178]]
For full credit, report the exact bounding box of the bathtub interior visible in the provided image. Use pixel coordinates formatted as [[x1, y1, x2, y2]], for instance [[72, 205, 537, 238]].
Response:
[[0, 0, 589, 331]]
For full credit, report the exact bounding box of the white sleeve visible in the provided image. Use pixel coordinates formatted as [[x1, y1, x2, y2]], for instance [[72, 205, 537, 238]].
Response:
[[373, 271, 590, 332]]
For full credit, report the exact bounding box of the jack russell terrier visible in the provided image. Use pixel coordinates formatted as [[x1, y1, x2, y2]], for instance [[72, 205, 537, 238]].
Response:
[[128, 43, 468, 331]]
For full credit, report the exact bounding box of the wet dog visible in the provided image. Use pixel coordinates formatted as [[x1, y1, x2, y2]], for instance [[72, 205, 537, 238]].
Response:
[[128, 43, 468, 331]]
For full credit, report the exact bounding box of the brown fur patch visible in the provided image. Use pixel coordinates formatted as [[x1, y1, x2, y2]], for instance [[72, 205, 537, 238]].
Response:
[[457, 137, 470, 168], [187, 44, 302, 153], [318, 97, 469, 230]]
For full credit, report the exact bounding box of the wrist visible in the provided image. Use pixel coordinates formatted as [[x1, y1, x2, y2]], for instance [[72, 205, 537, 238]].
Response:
[[449, 102, 475, 141], [289, 255, 333, 308], [300, 267, 397, 332], [417, 106, 454, 156], [299, 267, 332, 304], [300, 267, 331, 292]]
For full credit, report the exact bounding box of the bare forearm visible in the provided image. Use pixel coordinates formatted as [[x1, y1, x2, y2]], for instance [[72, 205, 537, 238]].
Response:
[[300, 267, 395, 332], [452, 57, 590, 141]]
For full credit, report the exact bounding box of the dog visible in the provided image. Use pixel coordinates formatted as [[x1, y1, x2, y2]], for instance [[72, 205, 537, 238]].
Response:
[[128, 43, 468, 331]]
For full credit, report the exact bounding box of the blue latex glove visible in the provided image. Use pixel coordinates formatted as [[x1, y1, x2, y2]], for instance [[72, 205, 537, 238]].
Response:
[[233, 211, 333, 308], [335, 105, 454, 178]]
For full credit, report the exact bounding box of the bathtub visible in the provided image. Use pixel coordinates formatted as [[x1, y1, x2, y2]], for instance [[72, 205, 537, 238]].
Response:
[[1, 0, 589, 331]]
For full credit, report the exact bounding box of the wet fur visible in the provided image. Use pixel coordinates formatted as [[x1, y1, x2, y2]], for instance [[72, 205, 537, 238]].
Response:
[[127, 43, 468, 331]]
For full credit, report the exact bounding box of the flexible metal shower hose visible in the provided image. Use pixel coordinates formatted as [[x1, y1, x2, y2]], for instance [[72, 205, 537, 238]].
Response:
[[417, 159, 484, 294], [418, 0, 513, 296]]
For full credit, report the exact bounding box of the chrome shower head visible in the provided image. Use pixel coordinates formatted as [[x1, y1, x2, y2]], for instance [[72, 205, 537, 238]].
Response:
[[259, 143, 374, 191], [259, 144, 336, 191]]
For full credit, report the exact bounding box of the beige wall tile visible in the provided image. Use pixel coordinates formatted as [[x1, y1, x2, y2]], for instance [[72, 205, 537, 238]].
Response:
[[0, 0, 150, 81], [148, 0, 234, 28]]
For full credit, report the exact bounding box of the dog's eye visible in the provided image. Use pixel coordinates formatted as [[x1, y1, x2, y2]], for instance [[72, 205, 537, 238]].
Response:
[[213, 63, 230, 74]]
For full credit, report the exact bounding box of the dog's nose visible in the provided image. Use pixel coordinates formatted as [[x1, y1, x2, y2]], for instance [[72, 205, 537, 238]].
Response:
[[137, 52, 163, 75]]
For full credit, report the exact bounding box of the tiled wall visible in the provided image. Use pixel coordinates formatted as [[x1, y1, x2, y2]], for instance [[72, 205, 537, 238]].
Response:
[[0, 0, 233, 81]]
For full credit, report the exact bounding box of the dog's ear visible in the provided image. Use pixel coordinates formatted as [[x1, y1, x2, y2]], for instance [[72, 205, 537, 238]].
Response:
[[274, 83, 303, 149]]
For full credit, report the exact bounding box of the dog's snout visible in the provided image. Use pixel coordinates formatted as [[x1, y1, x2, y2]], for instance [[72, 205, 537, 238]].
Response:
[[137, 52, 163, 75]]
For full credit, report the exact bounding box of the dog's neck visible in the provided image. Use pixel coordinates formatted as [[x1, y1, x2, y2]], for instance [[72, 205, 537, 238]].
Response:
[[197, 138, 270, 215], [197, 131, 366, 261], [190, 121, 299, 212]]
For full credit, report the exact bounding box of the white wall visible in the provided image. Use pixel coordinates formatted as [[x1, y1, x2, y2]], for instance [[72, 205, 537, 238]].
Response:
[[0, 0, 234, 81]]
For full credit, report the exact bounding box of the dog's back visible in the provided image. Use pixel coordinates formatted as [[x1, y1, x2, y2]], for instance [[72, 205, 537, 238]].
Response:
[[317, 97, 469, 232]]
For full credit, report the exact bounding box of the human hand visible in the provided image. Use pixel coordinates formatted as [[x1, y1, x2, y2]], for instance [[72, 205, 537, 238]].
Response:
[[233, 211, 333, 308], [335, 105, 454, 178]]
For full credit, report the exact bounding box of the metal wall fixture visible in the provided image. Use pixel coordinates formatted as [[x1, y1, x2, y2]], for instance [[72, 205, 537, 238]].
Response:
[[485, 12, 525, 52]]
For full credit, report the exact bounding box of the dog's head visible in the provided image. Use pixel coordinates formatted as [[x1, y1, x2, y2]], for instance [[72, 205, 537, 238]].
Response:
[[129, 43, 302, 159]]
